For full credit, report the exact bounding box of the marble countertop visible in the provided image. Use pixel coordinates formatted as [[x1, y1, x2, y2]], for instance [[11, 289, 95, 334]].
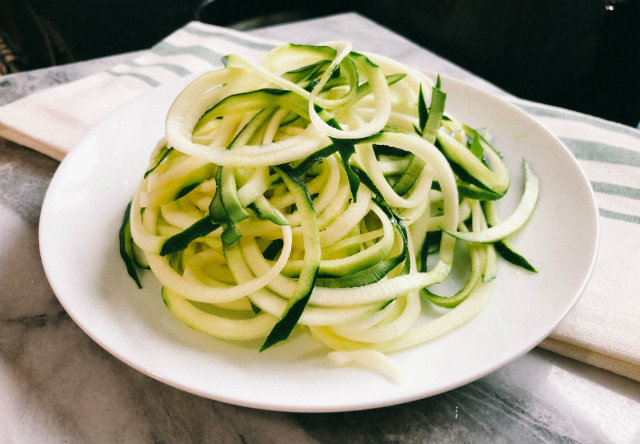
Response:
[[1, 13, 639, 444]]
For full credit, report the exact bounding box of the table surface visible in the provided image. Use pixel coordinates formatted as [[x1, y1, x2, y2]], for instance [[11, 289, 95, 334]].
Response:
[[1, 12, 639, 444]]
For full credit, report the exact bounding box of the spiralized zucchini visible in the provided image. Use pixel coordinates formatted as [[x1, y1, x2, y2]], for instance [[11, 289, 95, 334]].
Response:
[[120, 42, 539, 380]]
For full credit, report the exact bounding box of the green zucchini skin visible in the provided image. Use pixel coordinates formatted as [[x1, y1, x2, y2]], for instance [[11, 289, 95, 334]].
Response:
[[144, 145, 172, 178], [160, 216, 220, 256], [120, 42, 540, 360], [436, 132, 507, 196], [494, 241, 537, 273], [260, 164, 321, 351], [444, 159, 539, 244], [195, 88, 309, 132], [315, 254, 404, 288], [482, 200, 537, 272], [118, 202, 142, 288]]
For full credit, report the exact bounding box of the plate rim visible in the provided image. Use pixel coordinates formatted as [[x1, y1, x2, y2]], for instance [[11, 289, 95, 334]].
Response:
[[38, 73, 600, 412]]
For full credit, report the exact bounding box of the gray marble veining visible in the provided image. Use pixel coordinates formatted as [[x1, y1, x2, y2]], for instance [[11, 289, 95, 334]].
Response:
[[1, 12, 639, 444]]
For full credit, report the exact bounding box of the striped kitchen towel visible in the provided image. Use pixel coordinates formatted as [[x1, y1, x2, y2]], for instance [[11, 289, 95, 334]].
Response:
[[0, 22, 281, 160], [515, 100, 640, 380], [0, 19, 639, 381]]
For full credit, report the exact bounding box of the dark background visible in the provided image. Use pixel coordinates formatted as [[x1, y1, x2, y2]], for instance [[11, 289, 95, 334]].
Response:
[[1, 0, 638, 128]]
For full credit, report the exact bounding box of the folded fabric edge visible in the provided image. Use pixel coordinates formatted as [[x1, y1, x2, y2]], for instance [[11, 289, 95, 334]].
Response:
[[185, 20, 285, 47], [0, 20, 289, 160], [509, 96, 640, 139], [0, 123, 65, 161], [539, 337, 640, 382]]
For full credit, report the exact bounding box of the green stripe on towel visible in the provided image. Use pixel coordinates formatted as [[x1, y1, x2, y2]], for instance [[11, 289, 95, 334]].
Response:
[[105, 69, 161, 87], [561, 138, 640, 168], [515, 101, 640, 140], [125, 60, 192, 76], [591, 181, 640, 200], [151, 41, 226, 67], [599, 209, 640, 225]]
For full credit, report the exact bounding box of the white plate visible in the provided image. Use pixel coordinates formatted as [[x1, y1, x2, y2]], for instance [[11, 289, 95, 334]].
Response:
[[39, 74, 598, 412]]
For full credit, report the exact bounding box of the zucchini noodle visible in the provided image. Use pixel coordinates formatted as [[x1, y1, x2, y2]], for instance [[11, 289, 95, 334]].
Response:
[[120, 42, 539, 381]]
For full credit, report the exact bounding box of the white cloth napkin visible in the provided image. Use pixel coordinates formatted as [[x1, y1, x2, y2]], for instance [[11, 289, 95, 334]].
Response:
[[0, 23, 281, 160], [1, 19, 639, 381]]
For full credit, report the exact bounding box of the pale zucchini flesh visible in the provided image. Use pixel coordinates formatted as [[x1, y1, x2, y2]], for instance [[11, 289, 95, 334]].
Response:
[[119, 42, 540, 377]]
